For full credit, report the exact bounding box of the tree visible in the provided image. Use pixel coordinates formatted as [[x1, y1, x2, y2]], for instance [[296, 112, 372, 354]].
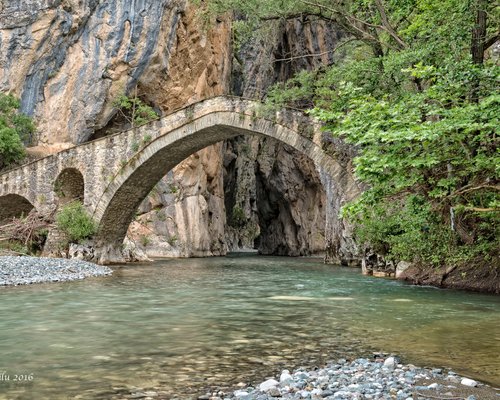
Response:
[[113, 87, 159, 128], [0, 93, 34, 170], [204, 0, 499, 266]]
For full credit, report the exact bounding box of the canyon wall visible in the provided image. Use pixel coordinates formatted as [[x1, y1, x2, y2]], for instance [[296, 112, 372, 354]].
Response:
[[1, 0, 181, 145], [128, 5, 232, 257], [1, 1, 361, 262], [225, 18, 361, 263], [0, 0, 232, 257]]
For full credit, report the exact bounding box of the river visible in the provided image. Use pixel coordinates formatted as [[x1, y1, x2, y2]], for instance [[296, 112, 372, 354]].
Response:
[[0, 254, 499, 399]]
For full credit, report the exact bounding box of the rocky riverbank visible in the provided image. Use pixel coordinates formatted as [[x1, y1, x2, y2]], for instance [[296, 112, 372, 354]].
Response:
[[196, 356, 498, 400], [399, 261, 500, 294], [0, 256, 112, 286]]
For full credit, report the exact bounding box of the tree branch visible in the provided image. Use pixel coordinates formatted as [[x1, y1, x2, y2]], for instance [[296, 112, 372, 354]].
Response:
[[465, 207, 500, 212], [298, 0, 401, 52], [484, 31, 499, 50], [298, 0, 380, 44], [451, 184, 500, 197], [274, 38, 356, 62], [261, 12, 331, 22], [373, 0, 407, 49]]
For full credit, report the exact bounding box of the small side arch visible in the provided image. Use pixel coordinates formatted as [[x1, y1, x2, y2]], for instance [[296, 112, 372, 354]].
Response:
[[54, 168, 84, 204], [0, 194, 35, 224]]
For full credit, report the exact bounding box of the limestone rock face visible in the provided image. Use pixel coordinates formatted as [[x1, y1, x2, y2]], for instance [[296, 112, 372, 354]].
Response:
[[256, 142, 326, 256], [1, 0, 232, 258], [0, 0, 184, 145], [129, 145, 227, 258], [224, 135, 326, 256], [127, 4, 231, 257]]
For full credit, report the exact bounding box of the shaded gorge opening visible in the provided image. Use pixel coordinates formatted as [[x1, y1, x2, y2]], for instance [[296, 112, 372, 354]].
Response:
[[223, 136, 327, 256], [119, 135, 328, 261]]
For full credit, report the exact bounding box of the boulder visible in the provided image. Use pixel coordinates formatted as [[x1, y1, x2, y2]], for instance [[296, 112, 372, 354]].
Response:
[[460, 378, 478, 387], [69, 243, 95, 261], [396, 261, 413, 279]]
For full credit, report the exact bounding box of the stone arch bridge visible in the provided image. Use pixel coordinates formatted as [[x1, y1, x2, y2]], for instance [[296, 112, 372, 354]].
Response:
[[0, 96, 360, 264]]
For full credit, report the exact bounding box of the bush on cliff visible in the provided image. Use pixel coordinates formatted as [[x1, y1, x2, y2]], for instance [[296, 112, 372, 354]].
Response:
[[113, 88, 159, 128], [0, 92, 34, 170]]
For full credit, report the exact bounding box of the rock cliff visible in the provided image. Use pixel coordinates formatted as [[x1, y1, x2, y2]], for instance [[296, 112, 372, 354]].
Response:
[[126, 4, 232, 257], [1, 2, 361, 262], [1, 0, 182, 144], [225, 17, 361, 263], [0, 0, 232, 257]]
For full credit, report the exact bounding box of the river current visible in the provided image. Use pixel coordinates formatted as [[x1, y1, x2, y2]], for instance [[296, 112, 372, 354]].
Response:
[[0, 255, 499, 399]]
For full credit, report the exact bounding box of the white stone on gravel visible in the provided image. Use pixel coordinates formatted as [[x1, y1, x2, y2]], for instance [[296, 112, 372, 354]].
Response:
[[0, 256, 112, 286], [279, 370, 293, 384], [259, 379, 279, 392], [461, 378, 478, 387], [383, 356, 396, 369]]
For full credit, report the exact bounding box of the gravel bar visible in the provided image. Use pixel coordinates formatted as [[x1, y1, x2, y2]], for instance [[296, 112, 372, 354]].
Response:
[[0, 256, 112, 286], [200, 356, 498, 400]]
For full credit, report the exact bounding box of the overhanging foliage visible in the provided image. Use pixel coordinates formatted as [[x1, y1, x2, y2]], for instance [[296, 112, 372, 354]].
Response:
[[204, 0, 499, 266]]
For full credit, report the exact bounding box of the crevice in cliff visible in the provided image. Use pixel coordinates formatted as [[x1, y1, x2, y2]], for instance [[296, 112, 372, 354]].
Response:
[[224, 16, 353, 259]]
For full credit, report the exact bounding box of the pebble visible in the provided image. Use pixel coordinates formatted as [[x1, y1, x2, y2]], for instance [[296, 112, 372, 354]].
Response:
[[259, 379, 279, 392], [280, 370, 293, 384], [222, 356, 486, 400], [0, 256, 112, 286], [383, 356, 396, 370], [461, 378, 478, 387]]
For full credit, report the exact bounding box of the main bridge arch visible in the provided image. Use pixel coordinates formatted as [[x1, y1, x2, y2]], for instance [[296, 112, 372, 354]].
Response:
[[0, 96, 357, 264], [92, 97, 346, 263]]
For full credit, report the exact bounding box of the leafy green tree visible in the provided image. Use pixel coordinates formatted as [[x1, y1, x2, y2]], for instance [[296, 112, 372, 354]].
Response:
[[205, 0, 499, 265], [0, 93, 35, 170]]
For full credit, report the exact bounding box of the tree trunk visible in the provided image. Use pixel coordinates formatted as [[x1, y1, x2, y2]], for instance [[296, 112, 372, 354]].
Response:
[[471, 0, 487, 65], [470, 0, 487, 103]]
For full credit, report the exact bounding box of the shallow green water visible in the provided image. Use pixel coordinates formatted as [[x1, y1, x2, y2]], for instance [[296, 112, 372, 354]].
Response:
[[0, 255, 499, 399]]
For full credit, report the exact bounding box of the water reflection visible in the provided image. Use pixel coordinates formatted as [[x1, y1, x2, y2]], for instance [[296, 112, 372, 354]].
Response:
[[0, 255, 499, 399]]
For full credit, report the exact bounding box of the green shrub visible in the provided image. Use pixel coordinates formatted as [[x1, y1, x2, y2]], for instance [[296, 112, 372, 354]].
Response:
[[0, 92, 35, 170], [347, 195, 498, 267], [113, 89, 159, 128], [56, 201, 96, 243], [168, 184, 178, 194], [0, 126, 25, 169], [131, 141, 140, 152], [167, 234, 178, 246], [231, 206, 246, 227], [139, 235, 151, 247]]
